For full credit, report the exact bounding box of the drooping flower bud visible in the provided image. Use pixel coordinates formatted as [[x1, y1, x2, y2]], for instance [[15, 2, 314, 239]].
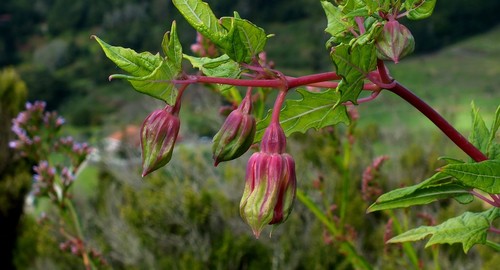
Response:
[[260, 122, 287, 154], [212, 95, 256, 166], [375, 19, 415, 64], [140, 105, 180, 177], [239, 123, 296, 238]]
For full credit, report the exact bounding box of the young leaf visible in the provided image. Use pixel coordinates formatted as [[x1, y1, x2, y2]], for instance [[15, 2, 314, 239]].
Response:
[[161, 21, 183, 72], [94, 36, 179, 104], [94, 36, 162, 77], [440, 160, 500, 194], [487, 106, 500, 159], [254, 88, 350, 142], [220, 14, 268, 63], [404, 0, 437, 20], [470, 102, 490, 154], [367, 172, 473, 212], [183, 54, 241, 78], [321, 0, 351, 37], [332, 43, 377, 103], [388, 207, 500, 253], [183, 54, 242, 99], [172, 0, 226, 44]]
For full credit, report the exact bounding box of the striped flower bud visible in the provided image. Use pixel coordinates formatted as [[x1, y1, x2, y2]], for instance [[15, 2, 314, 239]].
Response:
[[240, 123, 296, 238], [140, 105, 180, 177], [375, 19, 415, 64], [212, 96, 256, 166]]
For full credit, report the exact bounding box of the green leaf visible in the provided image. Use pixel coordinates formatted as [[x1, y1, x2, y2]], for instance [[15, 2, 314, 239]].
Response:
[[94, 36, 161, 77], [183, 54, 242, 99], [404, 0, 436, 20], [172, 0, 226, 44], [254, 88, 350, 142], [219, 13, 268, 63], [94, 36, 179, 104], [161, 21, 183, 72], [470, 102, 490, 154], [111, 60, 179, 104], [441, 160, 500, 194], [487, 105, 500, 159], [331, 43, 377, 103], [388, 208, 500, 253], [183, 54, 241, 78], [367, 172, 472, 212], [321, 1, 351, 37]]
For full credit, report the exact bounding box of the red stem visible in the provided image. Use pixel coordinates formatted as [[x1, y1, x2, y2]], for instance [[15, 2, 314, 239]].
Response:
[[190, 72, 341, 89], [272, 90, 288, 124], [470, 190, 498, 207], [388, 82, 488, 162], [375, 60, 487, 162]]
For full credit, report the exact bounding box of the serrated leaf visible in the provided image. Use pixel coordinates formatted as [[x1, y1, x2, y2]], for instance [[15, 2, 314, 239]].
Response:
[[367, 172, 472, 212], [470, 102, 490, 154], [94, 36, 179, 104], [254, 88, 350, 142], [161, 21, 183, 72], [404, 0, 436, 20], [332, 43, 377, 103], [172, 0, 226, 44], [219, 14, 268, 63], [487, 105, 500, 159], [321, 1, 351, 37], [111, 59, 178, 104], [441, 160, 500, 194], [388, 208, 500, 253]]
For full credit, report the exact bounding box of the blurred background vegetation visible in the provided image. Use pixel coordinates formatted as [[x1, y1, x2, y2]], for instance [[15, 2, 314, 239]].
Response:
[[1, 0, 500, 269]]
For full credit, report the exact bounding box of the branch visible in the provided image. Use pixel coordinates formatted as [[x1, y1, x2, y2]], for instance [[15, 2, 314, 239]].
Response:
[[186, 72, 342, 89], [387, 82, 488, 162], [375, 60, 488, 162]]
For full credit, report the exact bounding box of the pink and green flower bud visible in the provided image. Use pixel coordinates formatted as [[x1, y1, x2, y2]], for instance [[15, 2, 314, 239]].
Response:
[[239, 123, 296, 238], [140, 105, 180, 177], [375, 19, 415, 64], [212, 96, 256, 166], [261, 122, 287, 154]]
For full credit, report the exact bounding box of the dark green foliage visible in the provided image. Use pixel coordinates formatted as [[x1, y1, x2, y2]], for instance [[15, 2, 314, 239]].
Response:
[[0, 68, 30, 270]]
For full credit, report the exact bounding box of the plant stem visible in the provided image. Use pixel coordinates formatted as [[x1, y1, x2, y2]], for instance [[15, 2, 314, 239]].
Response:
[[485, 240, 500, 251], [387, 82, 488, 162], [386, 210, 420, 268], [489, 226, 500, 234], [189, 72, 341, 89], [375, 60, 487, 162], [470, 190, 498, 207], [339, 139, 352, 228], [66, 200, 95, 270], [272, 90, 288, 124]]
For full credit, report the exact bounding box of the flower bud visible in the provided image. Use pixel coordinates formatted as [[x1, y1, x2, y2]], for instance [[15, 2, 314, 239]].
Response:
[[375, 19, 415, 64], [261, 122, 287, 154], [140, 105, 180, 177], [239, 123, 296, 238], [212, 97, 256, 166]]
